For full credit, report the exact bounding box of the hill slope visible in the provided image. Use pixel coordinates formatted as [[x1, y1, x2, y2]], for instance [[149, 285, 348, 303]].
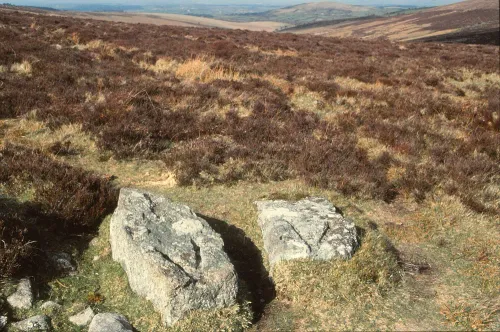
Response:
[[0, 5, 285, 32], [228, 2, 408, 25], [272, 2, 377, 14], [66, 11, 286, 31], [0, 6, 499, 332], [290, 0, 500, 44]]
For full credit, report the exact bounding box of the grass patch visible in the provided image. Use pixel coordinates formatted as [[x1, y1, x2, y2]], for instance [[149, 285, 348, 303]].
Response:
[[175, 57, 241, 83], [10, 61, 32, 76], [271, 230, 402, 330], [1, 117, 175, 188]]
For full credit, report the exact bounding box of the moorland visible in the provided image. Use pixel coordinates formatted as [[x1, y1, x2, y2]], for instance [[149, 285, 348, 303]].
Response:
[[290, 0, 500, 44], [0, 4, 499, 331]]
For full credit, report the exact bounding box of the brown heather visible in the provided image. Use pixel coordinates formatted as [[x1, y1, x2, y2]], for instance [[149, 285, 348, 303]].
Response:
[[0, 8, 499, 282], [1, 11, 499, 207], [0, 6, 499, 330], [0, 143, 117, 277]]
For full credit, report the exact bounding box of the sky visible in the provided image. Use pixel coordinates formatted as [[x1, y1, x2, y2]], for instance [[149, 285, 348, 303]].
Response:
[[8, 0, 465, 6]]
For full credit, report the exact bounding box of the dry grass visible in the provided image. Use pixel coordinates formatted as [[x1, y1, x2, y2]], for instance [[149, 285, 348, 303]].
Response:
[[290, 87, 329, 114], [357, 136, 392, 160], [446, 68, 500, 97], [139, 57, 178, 74], [245, 45, 299, 57], [175, 57, 242, 83], [10, 60, 32, 76], [1, 117, 176, 188]]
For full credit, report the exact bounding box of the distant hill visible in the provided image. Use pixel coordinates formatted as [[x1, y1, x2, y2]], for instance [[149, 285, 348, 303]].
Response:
[[0, 5, 285, 32], [228, 1, 410, 25], [289, 0, 500, 45], [273, 2, 376, 14], [0, 3, 58, 13]]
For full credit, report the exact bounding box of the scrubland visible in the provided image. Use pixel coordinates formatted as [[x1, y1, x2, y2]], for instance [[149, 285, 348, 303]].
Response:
[[0, 8, 499, 331]]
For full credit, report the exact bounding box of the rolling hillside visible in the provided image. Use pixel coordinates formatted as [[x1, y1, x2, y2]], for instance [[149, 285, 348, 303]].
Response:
[[228, 2, 409, 25], [290, 0, 500, 44], [66, 11, 286, 31], [0, 4, 286, 32], [0, 4, 499, 332]]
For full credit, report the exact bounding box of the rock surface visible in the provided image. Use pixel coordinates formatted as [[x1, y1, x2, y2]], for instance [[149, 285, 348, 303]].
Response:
[[255, 197, 358, 266], [48, 252, 76, 274], [0, 316, 7, 330], [11, 315, 50, 331], [40, 301, 62, 313], [110, 188, 238, 326], [7, 278, 33, 309], [88, 313, 133, 332], [69, 307, 94, 326]]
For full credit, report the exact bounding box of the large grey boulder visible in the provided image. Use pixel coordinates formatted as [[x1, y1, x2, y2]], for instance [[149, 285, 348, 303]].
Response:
[[255, 197, 358, 266], [7, 278, 33, 310], [88, 313, 132, 332], [110, 188, 238, 326], [11, 315, 50, 331]]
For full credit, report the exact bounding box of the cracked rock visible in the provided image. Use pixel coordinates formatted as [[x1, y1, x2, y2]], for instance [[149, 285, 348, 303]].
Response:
[[69, 307, 94, 326], [7, 278, 33, 310], [110, 188, 238, 326], [255, 197, 358, 266], [12, 315, 50, 331]]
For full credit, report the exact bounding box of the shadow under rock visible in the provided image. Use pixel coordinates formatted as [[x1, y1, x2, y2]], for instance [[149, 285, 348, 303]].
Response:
[[198, 214, 276, 323], [0, 196, 106, 298]]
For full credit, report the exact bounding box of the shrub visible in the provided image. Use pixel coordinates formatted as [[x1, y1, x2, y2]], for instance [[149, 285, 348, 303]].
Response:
[[0, 214, 34, 278], [0, 143, 118, 229]]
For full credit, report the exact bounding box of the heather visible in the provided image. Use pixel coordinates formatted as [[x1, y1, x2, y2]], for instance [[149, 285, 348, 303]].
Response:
[[0, 7, 499, 331]]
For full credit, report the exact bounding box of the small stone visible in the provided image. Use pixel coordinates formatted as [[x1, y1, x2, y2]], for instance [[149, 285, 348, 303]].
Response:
[[93, 255, 100, 261], [40, 301, 62, 312], [49, 252, 76, 274], [69, 307, 95, 326], [88, 313, 133, 332], [255, 197, 358, 267], [0, 316, 7, 329], [7, 278, 33, 309], [12, 315, 50, 331]]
